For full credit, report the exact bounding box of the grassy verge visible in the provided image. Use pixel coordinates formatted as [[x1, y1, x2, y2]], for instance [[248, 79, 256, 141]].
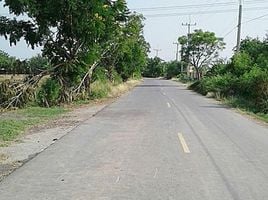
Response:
[[0, 107, 67, 143], [91, 79, 140, 100], [188, 80, 268, 124], [223, 97, 268, 123]]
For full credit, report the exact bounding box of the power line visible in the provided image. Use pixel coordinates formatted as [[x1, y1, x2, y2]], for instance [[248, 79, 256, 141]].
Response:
[[222, 12, 268, 39], [132, 2, 237, 11], [243, 13, 268, 23], [223, 26, 237, 38], [131, 0, 268, 12], [142, 6, 268, 18]]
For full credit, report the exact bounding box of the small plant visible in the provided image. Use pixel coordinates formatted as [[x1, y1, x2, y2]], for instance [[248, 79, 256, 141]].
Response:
[[37, 78, 61, 107]]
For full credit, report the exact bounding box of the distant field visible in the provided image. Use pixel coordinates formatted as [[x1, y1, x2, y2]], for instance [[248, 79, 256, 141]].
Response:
[[0, 74, 27, 82]]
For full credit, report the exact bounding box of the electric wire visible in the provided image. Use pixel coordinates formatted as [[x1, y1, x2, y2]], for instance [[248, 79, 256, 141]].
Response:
[[222, 12, 268, 39], [131, 0, 268, 12], [142, 7, 268, 18]]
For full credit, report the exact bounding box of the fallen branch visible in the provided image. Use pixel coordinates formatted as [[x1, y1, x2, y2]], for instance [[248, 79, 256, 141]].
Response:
[[0, 63, 64, 109]]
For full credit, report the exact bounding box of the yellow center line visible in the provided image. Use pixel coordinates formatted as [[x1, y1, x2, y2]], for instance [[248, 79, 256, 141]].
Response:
[[178, 133, 191, 154]]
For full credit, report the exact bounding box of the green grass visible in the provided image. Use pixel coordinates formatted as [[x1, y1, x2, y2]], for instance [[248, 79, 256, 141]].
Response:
[[224, 97, 268, 123], [0, 107, 67, 142]]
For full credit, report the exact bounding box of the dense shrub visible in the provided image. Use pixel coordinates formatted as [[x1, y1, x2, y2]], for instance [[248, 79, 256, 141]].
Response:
[[90, 80, 111, 99], [142, 57, 164, 78], [189, 37, 268, 114], [229, 52, 253, 76], [188, 81, 208, 95], [37, 78, 61, 107], [165, 61, 182, 79], [239, 68, 268, 113]]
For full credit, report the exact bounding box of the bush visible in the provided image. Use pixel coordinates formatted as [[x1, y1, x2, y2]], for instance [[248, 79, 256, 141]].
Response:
[[178, 73, 194, 83], [90, 80, 111, 99], [239, 68, 268, 113], [37, 78, 61, 107], [165, 61, 182, 79], [92, 67, 108, 82], [189, 37, 268, 115], [230, 52, 252, 76], [189, 73, 238, 98], [189, 81, 208, 95], [109, 69, 123, 85], [205, 74, 237, 96]]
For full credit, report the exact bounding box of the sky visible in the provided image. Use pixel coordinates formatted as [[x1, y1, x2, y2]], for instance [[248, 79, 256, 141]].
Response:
[[127, 0, 268, 61], [1, 0, 268, 61]]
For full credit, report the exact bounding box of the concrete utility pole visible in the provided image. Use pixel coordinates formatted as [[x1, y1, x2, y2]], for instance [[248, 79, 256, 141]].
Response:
[[153, 49, 161, 57], [182, 17, 196, 76], [182, 17, 196, 39], [173, 42, 184, 73], [173, 42, 179, 61], [236, 0, 243, 52]]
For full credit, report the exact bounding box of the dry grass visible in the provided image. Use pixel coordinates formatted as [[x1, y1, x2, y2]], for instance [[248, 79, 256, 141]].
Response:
[[0, 74, 27, 82], [108, 80, 141, 98]]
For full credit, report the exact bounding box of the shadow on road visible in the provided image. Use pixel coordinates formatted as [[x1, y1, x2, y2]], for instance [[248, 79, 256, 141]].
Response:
[[136, 85, 179, 88]]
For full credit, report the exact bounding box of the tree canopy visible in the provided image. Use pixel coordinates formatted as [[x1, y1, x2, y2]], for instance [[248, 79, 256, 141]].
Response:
[[178, 29, 225, 79], [0, 0, 149, 108]]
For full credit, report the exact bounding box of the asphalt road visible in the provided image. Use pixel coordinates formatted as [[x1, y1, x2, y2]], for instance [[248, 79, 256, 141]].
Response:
[[0, 78, 268, 200]]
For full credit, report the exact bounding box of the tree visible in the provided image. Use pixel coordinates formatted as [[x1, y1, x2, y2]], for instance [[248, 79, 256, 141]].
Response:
[[240, 37, 268, 70], [0, 0, 131, 104], [178, 29, 225, 80], [27, 55, 51, 75], [165, 61, 183, 79], [0, 50, 16, 74], [114, 14, 149, 81], [142, 57, 164, 78], [0, 0, 150, 108]]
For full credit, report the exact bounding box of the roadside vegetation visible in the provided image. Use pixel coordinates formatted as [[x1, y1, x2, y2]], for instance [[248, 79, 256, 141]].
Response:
[[0, 0, 148, 142], [0, 0, 149, 109], [189, 37, 268, 118], [142, 57, 187, 81], [0, 107, 67, 143]]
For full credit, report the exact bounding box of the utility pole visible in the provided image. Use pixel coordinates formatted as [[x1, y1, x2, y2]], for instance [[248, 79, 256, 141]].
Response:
[[182, 17, 196, 76], [173, 42, 179, 61], [173, 42, 184, 73], [182, 16, 196, 39], [153, 48, 161, 57], [236, 0, 243, 52]]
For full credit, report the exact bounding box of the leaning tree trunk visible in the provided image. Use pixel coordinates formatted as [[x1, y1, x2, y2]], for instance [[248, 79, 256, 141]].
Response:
[[194, 66, 201, 80]]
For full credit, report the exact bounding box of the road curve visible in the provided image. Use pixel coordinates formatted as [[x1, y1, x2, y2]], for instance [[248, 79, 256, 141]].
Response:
[[0, 78, 268, 200]]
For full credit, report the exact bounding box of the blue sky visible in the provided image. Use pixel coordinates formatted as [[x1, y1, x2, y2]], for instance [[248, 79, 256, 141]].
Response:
[[1, 0, 268, 61]]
